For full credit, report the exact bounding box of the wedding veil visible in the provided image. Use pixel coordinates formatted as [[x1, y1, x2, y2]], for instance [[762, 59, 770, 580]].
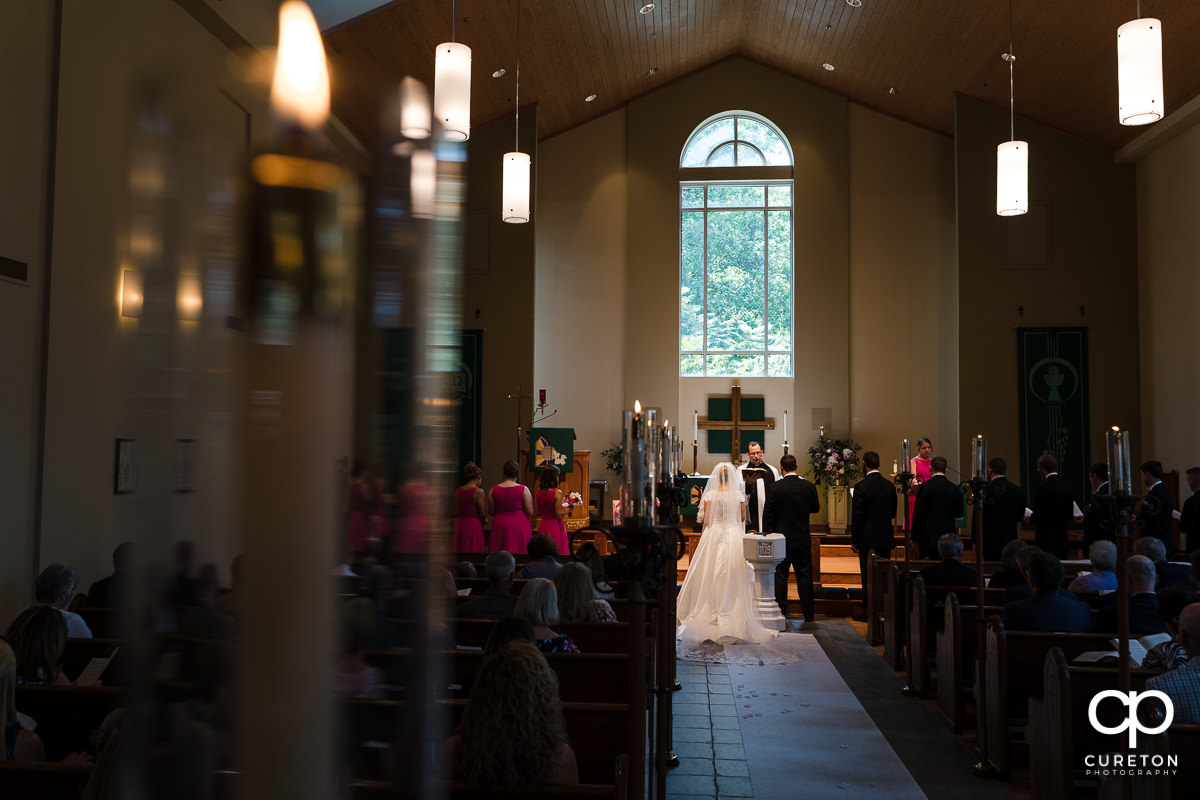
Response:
[[698, 462, 746, 531]]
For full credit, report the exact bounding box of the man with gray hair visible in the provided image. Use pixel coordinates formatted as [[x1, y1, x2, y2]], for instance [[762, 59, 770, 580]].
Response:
[[919, 533, 977, 587], [1147, 603, 1200, 724], [1066, 540, 1117, 593], [1134, 535, 1195, 589], [1097, 554, 1170, 635], [33, 561, 92, 638], [457, 551, 518, 620]]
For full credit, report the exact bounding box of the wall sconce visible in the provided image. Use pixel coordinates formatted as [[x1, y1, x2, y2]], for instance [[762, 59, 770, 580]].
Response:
[[178, 273, 203, 320], [121, 269, 143, 318]]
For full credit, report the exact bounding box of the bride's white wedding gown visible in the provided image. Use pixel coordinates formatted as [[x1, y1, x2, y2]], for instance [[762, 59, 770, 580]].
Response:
[[677, 484, 776, 655]]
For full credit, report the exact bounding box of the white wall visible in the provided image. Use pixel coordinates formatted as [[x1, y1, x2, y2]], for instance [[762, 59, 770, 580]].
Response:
[[534, 108, 628, 484]]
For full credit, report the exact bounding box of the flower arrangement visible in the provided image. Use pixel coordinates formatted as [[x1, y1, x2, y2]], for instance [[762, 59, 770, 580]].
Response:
[[564, 491, 584, 509], [601, 443, 624, 476], [807, 434, 863, 488]]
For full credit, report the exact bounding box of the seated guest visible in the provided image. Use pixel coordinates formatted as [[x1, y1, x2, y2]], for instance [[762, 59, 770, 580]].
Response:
[[4, 605, 70, 685], [1001, 546, 1077, 604], [458, 551, 519, 620], [554, 563, 617, 623], [516, 535, 563, 580], [1134, 536, 1195, 589], [1097, 555, 1170, 635], [1003, 552, 1092, 633], [1066, 540, 1118, 593], [334, 598, 385, 699], [0, 641, 44, 761], [87, 542, 135, 608], [443, 641, 579, 786], [455, 561, 479, 580], [484, 616, 536, 657], [33, 562, 92, 638], [988, 539, 1029, 590], [919, 534, 977, 587], [573, 543, 615, 599], [178, 564, 234, 641], [1143, 587, 1200, 671], [514, 578, 580, 654], [1147, 603, 1200, 723]]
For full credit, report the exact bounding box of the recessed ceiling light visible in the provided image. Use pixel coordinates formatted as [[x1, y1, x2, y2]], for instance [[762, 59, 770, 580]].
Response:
[[585, 93, 598, 102], [886, 86, 898, 95], [846, 0, 862, 7], [821, 62, 835, 71], [492, 68, 506, 78], [640, 3, 655, 13], [646, 67, 659, 76], [825, 25, 832, 31]]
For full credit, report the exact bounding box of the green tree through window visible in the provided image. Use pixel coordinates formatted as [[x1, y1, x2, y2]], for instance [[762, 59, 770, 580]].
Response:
[[680, 113, 793, 377]]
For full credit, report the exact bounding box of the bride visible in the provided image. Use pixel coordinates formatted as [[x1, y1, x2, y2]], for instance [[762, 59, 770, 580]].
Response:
[[677, 463, 776, 653]]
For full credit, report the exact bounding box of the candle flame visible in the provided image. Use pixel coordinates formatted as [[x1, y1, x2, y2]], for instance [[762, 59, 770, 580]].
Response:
[[634, 400, 642, 413], [271, 1, 330, 129], [1112, 425, 1120, 432]]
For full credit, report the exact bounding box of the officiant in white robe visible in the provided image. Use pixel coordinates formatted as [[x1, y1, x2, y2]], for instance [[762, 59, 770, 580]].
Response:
[[738, 441, 779, 532]]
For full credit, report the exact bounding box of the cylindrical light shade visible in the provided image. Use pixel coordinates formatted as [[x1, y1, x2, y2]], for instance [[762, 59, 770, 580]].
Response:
[[399, 77, 431, 139], [410, 149, 436, 219], [433, 42, 471, 141], [996, 140, 1029, 217], [178, 274, 203, 320], [1118, 18, 1164, 126], [502, 151, 530, 223]]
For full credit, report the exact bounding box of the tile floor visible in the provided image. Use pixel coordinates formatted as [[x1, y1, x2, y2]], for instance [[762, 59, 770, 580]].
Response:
[[666, 661, 754, 799]]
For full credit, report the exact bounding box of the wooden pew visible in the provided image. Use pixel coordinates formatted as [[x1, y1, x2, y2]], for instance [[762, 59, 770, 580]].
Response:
[[908, 579, 979, 697], [935, 597, 1003, 734], [1028, 647, 1158, 800], [60, 637, 127, 686], [1144, 724, 1200, 799], [0, 761, 93, 800], [447, 620, 645, 655], [15, 685, 127, 761], [981, 618, 1118, 778], [866, 553, 888, 645], [452, 595, 641, 623], [342, 698, 631, 787]]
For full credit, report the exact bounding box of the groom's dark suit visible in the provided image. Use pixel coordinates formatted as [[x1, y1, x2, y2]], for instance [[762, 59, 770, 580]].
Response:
[[851, 470, 898, 614], [763, 473, 821, 621]]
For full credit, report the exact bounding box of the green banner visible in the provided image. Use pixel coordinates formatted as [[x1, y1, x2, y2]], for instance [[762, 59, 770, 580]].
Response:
[[1017, 327, 1090, 508], [529, 427, 575, 472], [680, 476, 707, 517]]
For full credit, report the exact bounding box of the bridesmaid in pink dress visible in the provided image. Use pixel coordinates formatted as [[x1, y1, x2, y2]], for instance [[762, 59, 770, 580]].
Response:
[[346, 459, 370, 551], [453, 462, 487, 552], [906, 438, 934, 531], [489, 460, 534, 553], [535, 466, 571, 555]]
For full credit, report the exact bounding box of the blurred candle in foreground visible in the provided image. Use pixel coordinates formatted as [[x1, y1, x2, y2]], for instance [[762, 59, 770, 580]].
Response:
[[270, 1, 330, 130]]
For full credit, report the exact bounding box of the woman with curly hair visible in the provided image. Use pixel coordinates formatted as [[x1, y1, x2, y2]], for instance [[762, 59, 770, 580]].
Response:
[[513, 578, 580, 653], [553, 562, 617, 623], [4, 605, 70, 685], [445, 641, 578, 786]]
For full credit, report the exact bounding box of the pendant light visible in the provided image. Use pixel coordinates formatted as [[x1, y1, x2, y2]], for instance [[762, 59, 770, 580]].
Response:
[[1117, 2, 1164, 126], [502, 0, 530, 224], [434, 0, 471, 141], [996, 0, 1028, 217]]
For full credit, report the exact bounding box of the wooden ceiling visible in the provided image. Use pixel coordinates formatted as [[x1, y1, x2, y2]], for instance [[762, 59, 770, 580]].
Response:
[[324, 0, 1200, 152]]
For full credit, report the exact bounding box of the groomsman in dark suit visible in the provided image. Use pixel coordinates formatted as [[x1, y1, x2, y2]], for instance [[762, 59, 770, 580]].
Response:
[[911, 457, 961, 559], [763, 453, 821, 627], [1140, 460, 1176, 550], [1030, 453, 1076, 558], [1083, 462, 1112, 548], [851, 451, 898, 620], [980, 457, 1025, 561], [1177, 467, 1200, 553]]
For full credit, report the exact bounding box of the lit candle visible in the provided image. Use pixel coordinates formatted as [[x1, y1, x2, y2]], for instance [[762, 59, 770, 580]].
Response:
[[1107, 426, 1132, 495], [901, 439, 910, 470], [631, 401, 645, 514], [661, 420, 671, 479], [693, 409, 698, 442], [971, 435, 987, 480], [783, 409, 788, 443], [892, 460, 899, 474]]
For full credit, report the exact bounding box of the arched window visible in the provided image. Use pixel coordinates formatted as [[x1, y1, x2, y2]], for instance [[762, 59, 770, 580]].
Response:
[[679, 112, 793, 377]]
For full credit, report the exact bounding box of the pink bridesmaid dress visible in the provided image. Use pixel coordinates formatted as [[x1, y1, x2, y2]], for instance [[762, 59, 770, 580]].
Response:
[[453, 486, 486, 552], [490, 484, 531, 554], [536, 489, 570, 554], [905, 457, 933, 530]]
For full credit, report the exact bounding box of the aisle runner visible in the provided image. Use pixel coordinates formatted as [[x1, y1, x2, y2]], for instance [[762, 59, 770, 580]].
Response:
[[733, 633, 925, 800]]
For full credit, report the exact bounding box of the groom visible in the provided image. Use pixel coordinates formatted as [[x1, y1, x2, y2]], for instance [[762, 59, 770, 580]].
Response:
[[763, 454, 821, 628]]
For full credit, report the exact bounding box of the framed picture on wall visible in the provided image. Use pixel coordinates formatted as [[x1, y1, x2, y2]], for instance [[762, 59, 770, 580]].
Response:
[[173, 438, 196, 493], [114, 438, 138, 494]]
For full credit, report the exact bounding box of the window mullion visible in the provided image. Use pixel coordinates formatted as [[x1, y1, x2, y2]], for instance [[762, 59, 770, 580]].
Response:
[[702, 194, 708, 377]]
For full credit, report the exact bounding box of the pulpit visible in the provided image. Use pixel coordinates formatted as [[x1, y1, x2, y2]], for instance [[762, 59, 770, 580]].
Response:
[[826, 485, 849, 534], [521, 449, 591, 531]]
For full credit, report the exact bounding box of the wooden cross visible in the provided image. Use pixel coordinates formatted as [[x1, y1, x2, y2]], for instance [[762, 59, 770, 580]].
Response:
[[697, 384, 776, 465]]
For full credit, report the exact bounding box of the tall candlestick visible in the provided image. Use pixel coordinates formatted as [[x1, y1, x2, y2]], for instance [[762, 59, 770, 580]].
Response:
[[1107, 426, 1132, 495], [631, 401, 645, 519], [971, 435, 987, 480], [901, 439, 910, 470], [660, 419, 670, 482], [783, 409, 787, 444], [693, 409, 698, 442], [646, 408, 658, 523]]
